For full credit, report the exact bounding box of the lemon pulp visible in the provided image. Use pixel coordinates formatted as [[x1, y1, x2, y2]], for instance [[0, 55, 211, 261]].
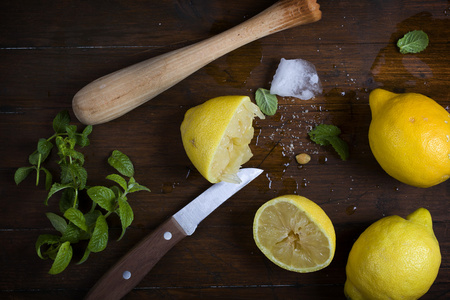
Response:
[[253, 195, 336, 273], [180, 96, 264, 183]]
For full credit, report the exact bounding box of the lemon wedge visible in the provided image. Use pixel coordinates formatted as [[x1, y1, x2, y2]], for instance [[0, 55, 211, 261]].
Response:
[[253, 195, 336, 273], [180, 95, 264, 183]]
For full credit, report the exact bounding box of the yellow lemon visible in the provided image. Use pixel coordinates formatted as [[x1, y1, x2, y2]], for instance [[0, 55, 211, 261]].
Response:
[[344, 208, 441, 300], [180, 95, 264, 183], [253, 195, 336, 273], [368, 88, 450, 188]]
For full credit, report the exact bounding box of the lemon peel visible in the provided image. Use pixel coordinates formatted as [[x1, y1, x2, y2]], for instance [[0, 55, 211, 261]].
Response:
[[180, 95, 264, 183], [344, 208, 441, 300], [368, 88, 450, 188]]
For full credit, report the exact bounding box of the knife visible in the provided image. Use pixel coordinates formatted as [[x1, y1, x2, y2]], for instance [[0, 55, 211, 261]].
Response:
[[85, 167, 263, 300]]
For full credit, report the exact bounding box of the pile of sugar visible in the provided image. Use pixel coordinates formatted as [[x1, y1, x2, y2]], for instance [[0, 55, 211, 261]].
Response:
[[270, 58, 322, 100]]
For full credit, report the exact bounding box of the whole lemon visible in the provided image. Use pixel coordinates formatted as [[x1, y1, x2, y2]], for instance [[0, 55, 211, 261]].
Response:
[[180, 95, 264, 183], [368, 88, 450, 188], [344, 208, 441, 300]]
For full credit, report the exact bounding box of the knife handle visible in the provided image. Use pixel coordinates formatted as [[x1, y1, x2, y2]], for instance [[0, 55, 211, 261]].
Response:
[[85, 217, 187, 300]]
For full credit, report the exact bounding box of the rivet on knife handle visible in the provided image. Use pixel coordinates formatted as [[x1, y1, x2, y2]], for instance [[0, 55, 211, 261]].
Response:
[[84, 217, 187, 300], [72, 0, 321, 125], [84, 168, 263, 299]]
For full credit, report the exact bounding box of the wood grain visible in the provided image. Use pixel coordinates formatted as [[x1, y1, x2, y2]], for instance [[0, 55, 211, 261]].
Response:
[[1, 0, 449, 299]]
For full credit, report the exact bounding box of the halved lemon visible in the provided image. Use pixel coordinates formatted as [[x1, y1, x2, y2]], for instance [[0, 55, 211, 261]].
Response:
[[253, 195, 336, 273], [180, 95, 264, 183]]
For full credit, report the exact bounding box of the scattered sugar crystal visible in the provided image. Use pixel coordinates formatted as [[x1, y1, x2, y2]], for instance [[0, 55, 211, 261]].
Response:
[[270, 58, 322, 100]]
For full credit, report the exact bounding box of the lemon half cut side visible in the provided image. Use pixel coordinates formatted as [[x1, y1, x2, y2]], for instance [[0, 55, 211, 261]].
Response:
[[253, 195, 336, 273], [180, 95, 264, 184]]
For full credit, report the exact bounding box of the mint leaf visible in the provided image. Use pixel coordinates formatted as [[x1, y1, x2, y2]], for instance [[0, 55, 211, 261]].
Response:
[[117, 197, 133, 241], [309, 124, 341, 146], [37, 138, 53, 161], [128, 182, 151, 193], [255, 88, 278, 116], [127, 177, 151, 193], [46, 212, 67, 234], [42, 167, 53, 190], [49, 241, 72, 274], [308, 124, 349, 161], [108, 150, 134, 177], [326, 136, 349, 162], [78, 125, 93, 147], [88, 214, 108, 253], [87, 186, 116, 212], [84, 210, 101, 231], [59, 188, 76, 213], [78, 248, 91, 265], [46, 183, 73, 205], [14, 166, 34, 185], [106, 174, 128, 191], [397, 30, 429, 54], [60, 222, 89, 243], [28, 150, 40, 165], [65, 125, 77, 140], [64, 208, 88, 232], [53, 111, 71, 134], [36, 234, 60, 259]]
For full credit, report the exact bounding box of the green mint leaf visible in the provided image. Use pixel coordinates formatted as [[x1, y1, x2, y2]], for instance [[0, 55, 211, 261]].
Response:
[[127, 177, 151, 193], [110, 185, 123, 199], [88, 214, 108, 253], [67, 148, 85, 164], [65, 125, 77, 140], [255, 88, 278, 116], [77, 125, 93, 147], [64, 208, 88, 232], [67, 164, 87, 190], [87, 186, 116, 212], [37, 138, 53, 162], [84, 210, 101, 232], [397, 30, 429, 54], [326, 136, 349, 161], [46, 183, 73, 205], [108, 150, 134, 177], [36, 234, 60, 259], [59, 188, 76, 213], [61, 223, 89, 243], [128, 182, 151, 193], [78, 248, 91, 265], [60, 223, 81, 243], [53, 111, 71, 134], [14, 166, 35, 185], [46, 212, 67, 234], [309, 124, 341, 146], [117, 197, 133, 241], [28, 150, 40, 165], [49, 241, 72, 274], [106, 174, 128, 191], [42, 167, 53, 190], [308, 124, 349, 161]]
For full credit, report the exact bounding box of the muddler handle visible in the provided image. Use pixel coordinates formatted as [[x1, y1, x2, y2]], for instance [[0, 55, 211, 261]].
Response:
[[72, 0, 321, 125]]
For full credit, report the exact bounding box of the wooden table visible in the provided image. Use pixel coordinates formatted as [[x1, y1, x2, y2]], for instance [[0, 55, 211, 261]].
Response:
[[1, 0, 448, 299]]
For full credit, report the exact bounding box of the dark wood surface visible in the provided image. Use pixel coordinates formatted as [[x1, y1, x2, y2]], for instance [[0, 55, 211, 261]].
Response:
[[1, 0, 448, 299]]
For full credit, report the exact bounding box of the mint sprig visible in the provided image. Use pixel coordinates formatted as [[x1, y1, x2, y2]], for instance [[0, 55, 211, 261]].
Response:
[[15, 111, 150, 274], [255, 88, 278, 116], [308, 124, 349, 161], [397, 30, 429, 54]]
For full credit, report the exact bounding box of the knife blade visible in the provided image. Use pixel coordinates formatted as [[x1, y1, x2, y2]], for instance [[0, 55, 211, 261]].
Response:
[[85, 167, 263, 300]]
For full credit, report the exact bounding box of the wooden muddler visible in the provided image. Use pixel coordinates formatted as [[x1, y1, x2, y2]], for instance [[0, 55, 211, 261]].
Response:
[[72, 0, 321, 125]]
